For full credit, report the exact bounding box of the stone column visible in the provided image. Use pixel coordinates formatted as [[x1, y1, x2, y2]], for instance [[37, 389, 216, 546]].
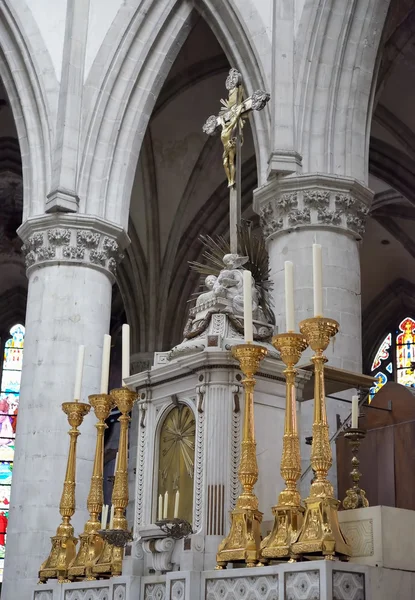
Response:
[[2, 214, 127, 600], [254, 174, 372, 495]]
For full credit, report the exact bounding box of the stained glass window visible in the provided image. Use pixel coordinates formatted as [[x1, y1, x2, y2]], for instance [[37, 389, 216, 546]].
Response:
[[370, 317, 415, 400], [0, 324, 24, 582]]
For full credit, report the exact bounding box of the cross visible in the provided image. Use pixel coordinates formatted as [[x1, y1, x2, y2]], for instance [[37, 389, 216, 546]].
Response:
[[203, 68, 270, 254]]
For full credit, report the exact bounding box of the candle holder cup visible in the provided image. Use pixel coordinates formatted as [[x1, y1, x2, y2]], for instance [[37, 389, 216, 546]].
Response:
[[216, 343, 267, 569]]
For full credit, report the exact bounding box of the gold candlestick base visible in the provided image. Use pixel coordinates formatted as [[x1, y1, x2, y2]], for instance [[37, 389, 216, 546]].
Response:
[[342, 428, 369, 510], [39, 401, 90, 583], [261, 333, 308, 561], [68, 394, 114, 581], [291, 318, 351, 561], [216, 343, 267, 569], [92, 387, 136, 578]]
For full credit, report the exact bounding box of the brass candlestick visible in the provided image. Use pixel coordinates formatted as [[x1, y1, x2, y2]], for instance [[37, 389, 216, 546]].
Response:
[[216, 343, 267, 569], [342, 428, 369, 510], [93, 387, 136, 578], [39, 400, 90, 583], [68, 393, 114, 580], [292, 317, 351, 560], [260, 332, 308, 562]]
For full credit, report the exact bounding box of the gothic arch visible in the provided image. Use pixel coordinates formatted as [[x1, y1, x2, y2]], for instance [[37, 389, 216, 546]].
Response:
[[0, 1, 56, 218], [295, 0, 390, 182], [79, 0, 271, 228]]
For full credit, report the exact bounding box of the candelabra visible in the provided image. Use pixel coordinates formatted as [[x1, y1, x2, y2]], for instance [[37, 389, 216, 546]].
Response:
[[93, 387, 137, 577], [68, 393, 114, 580], [342, 428, 369, 510], [291, 317, 351, 560], [260, 332, 308, 562], [216, 343, 267, 569], [39, 400, 90, 583]]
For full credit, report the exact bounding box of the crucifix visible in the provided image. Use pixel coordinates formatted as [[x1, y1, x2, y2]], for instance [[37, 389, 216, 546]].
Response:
[[203, 68, 270, 254]]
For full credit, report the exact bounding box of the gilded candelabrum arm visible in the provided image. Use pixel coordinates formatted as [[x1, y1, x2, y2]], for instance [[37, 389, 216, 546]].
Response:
[[238, 373, 259, 505], [342, 429, 369, 510]]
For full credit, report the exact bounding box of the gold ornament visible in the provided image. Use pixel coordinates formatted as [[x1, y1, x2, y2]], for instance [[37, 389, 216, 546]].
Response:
[[39, 401, 90, 583], [342, 428, 369, 510], [68, 394, 114, 580], [291, 318, 351, 560], [92, 387, 136, 578], [216, 343, 267, 569], [260, 333, 308, 561]]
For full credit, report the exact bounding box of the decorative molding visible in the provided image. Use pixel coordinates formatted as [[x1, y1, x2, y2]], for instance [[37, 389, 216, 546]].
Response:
[[339, 519, 374, 557], [194, 406, 205, 532], [113, 584, 127, 600], [170, 579, 186, 600], [142, 536, 175, 572], [206, 575, 278, 600], [34, 592, 53, 600], [285, 570, 319, 599], [144, 582, 167, 600], [254, 174, 373, 241], [64, 589, 110, 600], [18, 214, 129, 278], [136, 416, 147, 528], [332, 571, 365, 600], [230, 405, 241, 510]]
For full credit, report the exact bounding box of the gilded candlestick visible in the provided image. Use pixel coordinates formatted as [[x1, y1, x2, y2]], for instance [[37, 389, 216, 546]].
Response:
[[93, 387, 136, 578], [216, 343, 267, 569], [68, 394, 114, 580], [342, 428, 369, 510], [292, 317, 351, 560], [260, 332, 308, 561], [39, 400, 90, 583]]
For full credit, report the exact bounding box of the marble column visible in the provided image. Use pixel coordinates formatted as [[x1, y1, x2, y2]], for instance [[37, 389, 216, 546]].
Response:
[[254, 174, 372, 495], [2, 214, 127, 600]]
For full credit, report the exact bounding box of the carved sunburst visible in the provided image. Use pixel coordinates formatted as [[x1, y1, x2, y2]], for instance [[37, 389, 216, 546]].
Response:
[[161, 406, 195, 482]]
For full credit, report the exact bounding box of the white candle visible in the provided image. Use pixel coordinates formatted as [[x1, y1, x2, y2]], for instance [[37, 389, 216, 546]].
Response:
[[100, 504, 106, 529], [113, 452, 119, 477], [284, 261, 295, 332], [163, 491, 168, 519], [243, 270, 253, 343], [73, 345, 85, 401], [122, 324, 130, 385], [313, 244, 323, 317], [158, 494, 163, 520], [100, 334, 111, 394], [109, 505, 114, 529], [351, 395, 359, 429], [174, 490, 179, 519]]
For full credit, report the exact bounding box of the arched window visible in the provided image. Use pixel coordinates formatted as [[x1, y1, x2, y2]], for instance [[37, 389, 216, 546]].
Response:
[[0, 324, 25, 581], [156, 404, 195, 524], [370, 317, 415, 399]]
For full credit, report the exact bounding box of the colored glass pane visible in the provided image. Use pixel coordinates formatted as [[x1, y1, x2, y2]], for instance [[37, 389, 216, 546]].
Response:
[[371, 333, 392, 371], [369, 371, 388, 401], [386, 363, 393, 373], [396, 317, 415, 388], [0, 324, 24, 582]]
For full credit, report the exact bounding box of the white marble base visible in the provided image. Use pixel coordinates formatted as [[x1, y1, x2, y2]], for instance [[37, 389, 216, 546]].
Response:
[[339, 505, 415, 571]]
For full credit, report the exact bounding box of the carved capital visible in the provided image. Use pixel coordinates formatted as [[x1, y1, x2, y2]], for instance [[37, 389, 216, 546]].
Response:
[[254, 174, 373, 241], [18, 214, 129, 279]]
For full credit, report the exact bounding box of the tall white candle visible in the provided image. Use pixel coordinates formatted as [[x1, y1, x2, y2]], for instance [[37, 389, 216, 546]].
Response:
[[122, 324, 130, 385], [313, 244, 323, 317], [100, 334, 111, 394], [113, 452, 118, 477], [174, 490, 180, 519], [109, 505, 114, 529], [163, 491, 168, 519], [351, 395, 359, 428], [243, 270, 253, 343], [101, 504, 106, 529], [284, 261, 295, 332], [73, 345, 85, 401], [158, 494, 163, 520]]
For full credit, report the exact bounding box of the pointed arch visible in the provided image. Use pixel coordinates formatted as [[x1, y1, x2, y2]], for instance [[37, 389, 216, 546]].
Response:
[[0, 1, 56, 218], [79, 0, 271, 228]]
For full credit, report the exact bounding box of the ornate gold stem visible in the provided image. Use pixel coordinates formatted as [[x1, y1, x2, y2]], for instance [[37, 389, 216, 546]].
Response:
[[342, 428, 369, 510], [216, 343, 267, 569], [92, 387, 136, 578], [39, 401, 90, 584], [260, 333, 308, 561], [68, 394, 113, 580], [292, 317, 351, 560]]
